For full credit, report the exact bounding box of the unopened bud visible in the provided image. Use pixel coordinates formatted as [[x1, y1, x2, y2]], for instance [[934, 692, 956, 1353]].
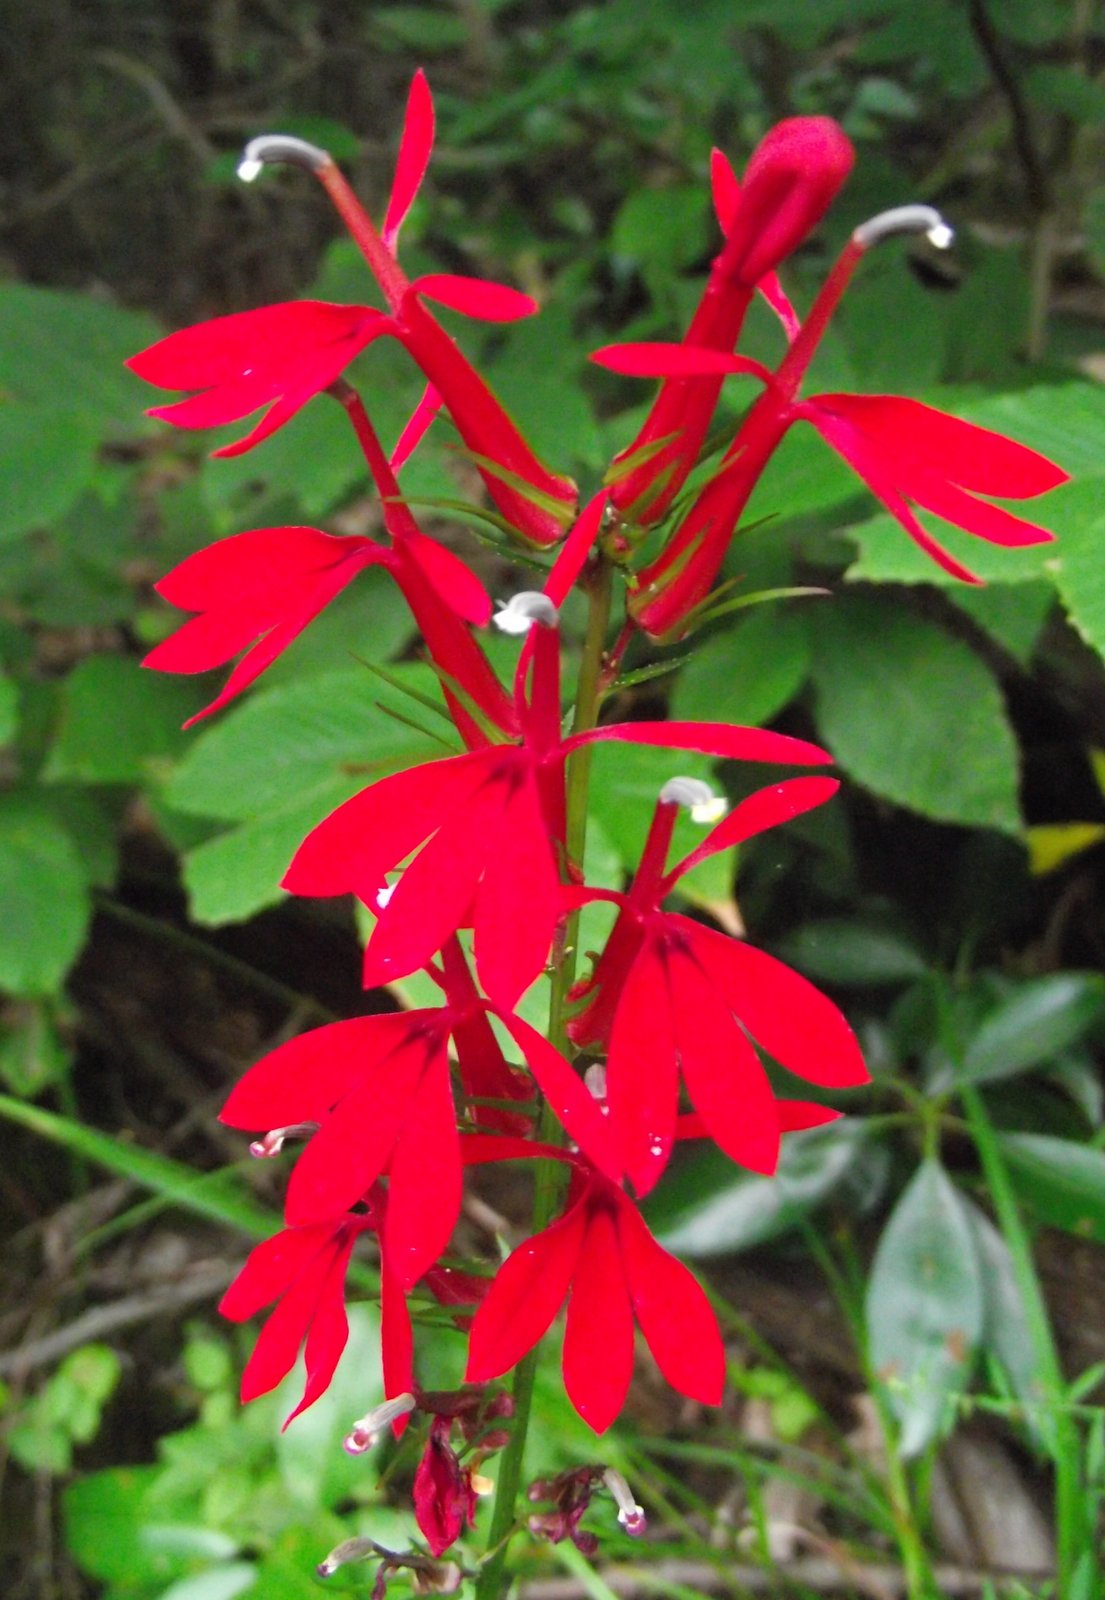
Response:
[[603, 1468, 646, 1536], [238, 133, 331, 180], [493, 592, 559, 634], [853, 204, 953, 252], [248, 1122, 318, 1159], [659, 776, 727, 824], [343, 1392, 417, 1454]]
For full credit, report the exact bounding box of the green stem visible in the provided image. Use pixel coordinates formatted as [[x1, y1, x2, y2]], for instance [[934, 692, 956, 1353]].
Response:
[[474, 555, 615, 1600], [961, 1084, 1088, 1587]]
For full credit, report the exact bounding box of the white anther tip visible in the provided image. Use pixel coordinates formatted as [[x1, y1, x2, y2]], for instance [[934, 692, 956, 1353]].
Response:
[[237, 158, 263, 183], [659, 776, 726, 824], [493, 592, 559, 635]]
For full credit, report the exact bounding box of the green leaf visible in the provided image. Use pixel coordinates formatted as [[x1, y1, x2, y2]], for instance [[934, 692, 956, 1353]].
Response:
[[670, 607, 810, 728], [962, 1198, 1051, 1446], [45, 655, 204, 785], [865, 1159, 984, 1456], [948, 580, 1055, 666], [0, 1093, 274, 1238], [957, 974, 1105, 1086], [1026, 64, 1105, 122], [0, 283, 158, 432], [1037, 476, 1105, 663], [999, 1133, 1105, 1243], [647, 1121, 869, 1257], [167, 666, 443, 822], [0, 1001, 71, 1096], [774, 919, 928, 986], [0, 404, 100, 540], [611, 184, 711, 274], [811, 594, 1021, 833], [275, 1308, 383, 1512], [159, 1562, 258, 1600], [64, 1466, 236, 1588], [372, 4, 471, 48], [0, 793, 91, 994]]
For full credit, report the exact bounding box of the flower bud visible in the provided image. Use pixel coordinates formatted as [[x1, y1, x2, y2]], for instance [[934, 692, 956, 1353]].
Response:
[[716, 117, 854, 287]]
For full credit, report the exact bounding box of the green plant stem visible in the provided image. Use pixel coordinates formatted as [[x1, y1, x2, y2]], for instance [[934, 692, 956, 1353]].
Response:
[[961, 1084, 1089, 1586], [474, 555, 614, 1600]]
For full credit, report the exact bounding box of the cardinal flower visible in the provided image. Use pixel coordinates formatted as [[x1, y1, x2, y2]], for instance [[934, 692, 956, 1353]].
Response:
[[594, 206, 1069, 638], [283, 596, 832, 1008], [607, 116, 854, 527], [131, 73, 576, 546], [218, 1198, 412, 1426], [465, 1160, 726, 1434], [219, 991, 620, 1286], [567, 776, 868, 1195]]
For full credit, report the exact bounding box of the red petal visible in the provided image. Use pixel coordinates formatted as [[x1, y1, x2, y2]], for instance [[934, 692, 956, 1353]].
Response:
[[802, 407, 984, 583], [282, 750, 493, 898], [363, 773, 509, 985], [383, 68, 435, 251], [237, 1239, 336, 1403], [143, 608, 269, 675], [779, 1100, 842, 1131], [390, 382, 442, 473], [710, 147, 740, 234], [473, 772, 560, 1008], [562, 1207, 635, 1433], [128, 302, 374, 388], [384, 1046, 462, 1288], [496, 1012, 622, 1182], [155, 526, 369, 611], [898, 470, 1057, 550], [676, 916, 868, 1088], [589, 342, 769, 382], [667, 944, 780, 1176], [545, 488, 609, 608], [669, 776, 840, 886], [756, 268, 801, 342], [615, 1194, 725, 1405], [401, 527, 491, 624], [566, 720, 832, 766], [414, 274, 539, 323], [381, 1257, 415, 1419], [607, 936, 678, 1197], [461, 1134, 571, 1166], [465, 1201, 587, 1382], [283, 1237, 355, 1425], [812, 393, 1068, 498], [219, 1222, 336, 1321], [283, 1030, 431, 1224], [220, 1013, 414, 1130]]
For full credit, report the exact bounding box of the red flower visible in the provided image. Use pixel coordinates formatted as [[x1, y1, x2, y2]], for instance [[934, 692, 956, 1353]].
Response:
[[132, 73, 577, 546], [567, 778, 868, 1194], [606, 117, 853, 527], [465, 1162, 725, 1434], [218, 1204, 413, 1426], [284, 609, 832, 1008], [220, 995, 620, 1284]]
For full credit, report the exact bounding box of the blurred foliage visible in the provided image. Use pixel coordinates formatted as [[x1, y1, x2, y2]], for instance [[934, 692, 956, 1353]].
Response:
[[5, 0, 1105, 1594]]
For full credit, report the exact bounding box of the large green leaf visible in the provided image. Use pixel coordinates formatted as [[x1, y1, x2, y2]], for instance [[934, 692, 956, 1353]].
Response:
[[810, 594, 1021, 833], [648, 1120, 869, 1257], [167, 666, 446, 823], [999, 1134, 1105, 1243], [962, 1198, 1051, 1447], [670, 607, 811, 729], [45, 655, 204, 786], [0, 793, 91, 994], [957, 973, 1105, 1086], [865, 1159, 984, 1456], [0, 283, 157, 433], [0, 403, 100, 541]]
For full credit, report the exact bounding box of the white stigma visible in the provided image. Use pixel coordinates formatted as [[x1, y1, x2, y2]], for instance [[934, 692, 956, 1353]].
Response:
[[659, 776, 727, 824], [603, 1468, 646, 1536], [343, 1391, 416, 1455], [584, 1062, 607, 1101], [493, 592, 559, 635], [237, 133, 331, 180], [853, 204, 954, 252], [248, 1122, 318, 1159], [317, 1537, 377, 1577]]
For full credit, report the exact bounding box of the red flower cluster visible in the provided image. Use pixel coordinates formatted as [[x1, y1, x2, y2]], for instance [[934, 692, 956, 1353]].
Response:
[[134, 72, 1067, 1566]]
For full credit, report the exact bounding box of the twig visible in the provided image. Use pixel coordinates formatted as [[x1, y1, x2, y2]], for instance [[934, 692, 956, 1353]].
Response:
[[0, 1263, 232, 1377]]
